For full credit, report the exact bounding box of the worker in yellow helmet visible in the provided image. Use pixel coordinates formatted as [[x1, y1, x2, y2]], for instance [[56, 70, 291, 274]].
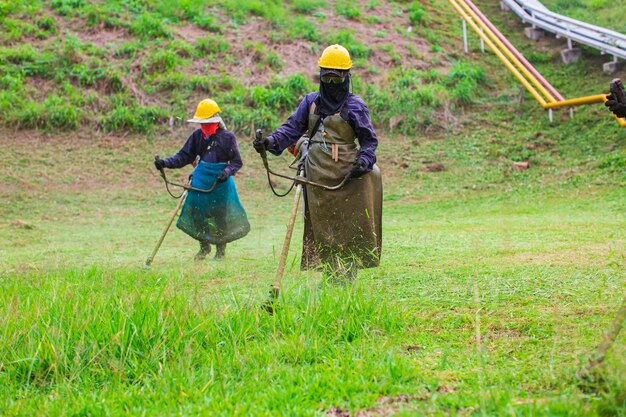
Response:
[[253, 44, 382, 282], [155, 99, 250, 260]]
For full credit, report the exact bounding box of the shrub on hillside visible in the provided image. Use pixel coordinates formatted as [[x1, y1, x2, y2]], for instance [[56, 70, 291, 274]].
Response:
[[144, 50, 181, 73], [51, 0, 85, 16], [130, 13, 171, 39], [291, 0, 328, 13], [330, 30, 372, 58], [447, 61, 486, 104], [336, 0, 361, 19], [15, 95, 83, 130], [365, 68, 446, 132], [193, 14, 223, 33], [196, 35, 230, 55], [407, 2, 426, 25], [102, 99, 170, 133]]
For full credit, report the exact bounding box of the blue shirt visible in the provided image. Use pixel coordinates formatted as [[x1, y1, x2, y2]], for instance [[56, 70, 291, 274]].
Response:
[[163, 128, 243, 176], [267, 92, 378, 170]]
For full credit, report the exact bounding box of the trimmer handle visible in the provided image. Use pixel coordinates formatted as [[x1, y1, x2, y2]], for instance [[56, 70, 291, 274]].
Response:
[[255, 128, 268, 160], [154, 154, 166, 180]]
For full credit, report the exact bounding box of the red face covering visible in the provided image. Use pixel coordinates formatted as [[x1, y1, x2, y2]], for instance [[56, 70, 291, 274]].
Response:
[[201, 123, 219, 138]]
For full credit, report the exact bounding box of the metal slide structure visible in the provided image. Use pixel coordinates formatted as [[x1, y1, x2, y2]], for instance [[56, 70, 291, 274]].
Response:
[[502, 0, 626, 61], [447, 0, 626, 127]]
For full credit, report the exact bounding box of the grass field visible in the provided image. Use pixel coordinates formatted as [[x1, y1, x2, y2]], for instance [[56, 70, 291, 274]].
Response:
[[1, 103, 625, 415], [540, 0, 626, 33], [1, 0, 626, 416]]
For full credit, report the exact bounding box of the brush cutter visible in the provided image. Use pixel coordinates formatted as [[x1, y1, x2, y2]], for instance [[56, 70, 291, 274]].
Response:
[[144, 155, 218, 267], [255, 129, 352, 313], [262, 166, 304, 314], [155, 155, 219, 198], [578, 294, 626, 384], [255, 129, 351, 196]]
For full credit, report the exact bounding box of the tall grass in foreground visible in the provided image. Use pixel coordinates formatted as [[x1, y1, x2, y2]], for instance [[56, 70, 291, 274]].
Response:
[[1, 262, 623, 416], [1, 268, 421, 414]]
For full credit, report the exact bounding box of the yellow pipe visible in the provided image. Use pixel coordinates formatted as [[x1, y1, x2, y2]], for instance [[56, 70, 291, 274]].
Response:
[[543, 94, 606, 108], [456, 0, 558, 103], [447, 0, 625, 127], [602, 95, 626, 126], [448, 0, 548, 107]]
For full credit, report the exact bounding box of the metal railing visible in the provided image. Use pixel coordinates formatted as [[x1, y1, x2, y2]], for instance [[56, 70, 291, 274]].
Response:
[[502, 0, 626, 60], [447, 0, 626, 127]]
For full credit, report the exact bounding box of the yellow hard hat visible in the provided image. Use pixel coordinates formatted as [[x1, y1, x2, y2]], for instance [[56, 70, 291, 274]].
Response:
[[187, 98, 222, 124], [317, 44, 352, 70]]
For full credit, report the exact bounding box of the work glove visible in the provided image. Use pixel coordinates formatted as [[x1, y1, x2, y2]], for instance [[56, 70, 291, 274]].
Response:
[[605, 94, 626, 118], [348, 158, 368, 179], [154, 159, 166, 171], [253, 136, 270, 154], [216, 171, 229, 183]]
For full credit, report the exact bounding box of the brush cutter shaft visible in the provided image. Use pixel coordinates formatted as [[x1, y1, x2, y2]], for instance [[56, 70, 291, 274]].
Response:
[[144, 189, 188, 267], [586, 295, 626, 372], [271, 181, 303, 292]]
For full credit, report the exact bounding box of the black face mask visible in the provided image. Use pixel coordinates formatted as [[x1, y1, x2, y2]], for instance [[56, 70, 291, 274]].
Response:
[[318, 71, 350, 117]]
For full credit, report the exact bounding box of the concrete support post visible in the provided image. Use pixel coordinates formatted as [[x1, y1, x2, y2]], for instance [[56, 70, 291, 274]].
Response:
[[480, 28, 485, 53], [603, 57, 624, 75], [560, 47, 582, 64], [524, 27, 545, 40], [462, 19, 468, 53], [548, 109, 553, 126]]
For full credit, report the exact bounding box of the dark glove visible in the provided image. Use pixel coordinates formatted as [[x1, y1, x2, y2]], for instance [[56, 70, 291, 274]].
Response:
[[154, 159, 166, 171], [348, 158, 368, 179], [216, 171, 229, 183], [605, 94, 626, 118], [253, 136, 270, 154]]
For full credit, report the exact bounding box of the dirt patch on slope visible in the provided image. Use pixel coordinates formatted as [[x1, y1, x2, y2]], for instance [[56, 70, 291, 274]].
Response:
[[79, 26, 128, 47], [215, 0, 438, 86]]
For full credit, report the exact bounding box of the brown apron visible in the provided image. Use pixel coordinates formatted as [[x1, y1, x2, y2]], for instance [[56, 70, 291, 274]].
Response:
[[301, 103, 382, 270]]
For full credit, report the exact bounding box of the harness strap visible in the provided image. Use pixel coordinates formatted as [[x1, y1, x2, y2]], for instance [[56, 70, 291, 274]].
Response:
[[308, 101, 322, 139]]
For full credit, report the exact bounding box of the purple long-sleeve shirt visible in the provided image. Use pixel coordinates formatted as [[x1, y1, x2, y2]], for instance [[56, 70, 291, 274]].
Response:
[[163, 128, 243, 176], [267, 92, 378, 170]]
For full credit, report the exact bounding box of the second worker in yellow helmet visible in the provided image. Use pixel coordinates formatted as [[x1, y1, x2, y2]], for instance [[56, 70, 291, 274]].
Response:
[[253, 44, 382, 282], [155, 99, 250, 260]]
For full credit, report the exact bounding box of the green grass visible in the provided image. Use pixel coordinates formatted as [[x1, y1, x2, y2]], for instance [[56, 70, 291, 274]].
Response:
[[540, 0, 626, 33], [0, 0, 469, 134], [0, 94, 624, 414], [1, 0, 625, 414]]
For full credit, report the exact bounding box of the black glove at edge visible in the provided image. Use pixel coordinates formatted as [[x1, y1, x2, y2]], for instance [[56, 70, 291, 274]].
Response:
[[154, 159, 166, 171], [253, 136, 270, 154], [349, 158, 368, 179], [605, 94, 626, 118], [216, 171, 229, 183]]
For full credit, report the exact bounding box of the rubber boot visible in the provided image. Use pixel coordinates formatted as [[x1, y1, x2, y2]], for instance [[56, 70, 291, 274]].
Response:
[[215, 243, 226, 259], [194, 240, 211, 261]]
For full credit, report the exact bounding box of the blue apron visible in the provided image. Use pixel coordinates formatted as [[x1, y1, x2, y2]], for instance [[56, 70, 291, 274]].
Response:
[[177, 161, 250, 244]]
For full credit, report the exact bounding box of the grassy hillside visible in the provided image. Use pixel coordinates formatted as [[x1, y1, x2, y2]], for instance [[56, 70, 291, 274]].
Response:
[[0, 0, 482, 134], [540, 0, 626, 33], [0, 0, 625, 416]]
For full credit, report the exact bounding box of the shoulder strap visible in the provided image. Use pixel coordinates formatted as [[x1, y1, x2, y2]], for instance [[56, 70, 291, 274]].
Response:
[[197, 137, 211, 159], [308, 97, 322, 138]]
